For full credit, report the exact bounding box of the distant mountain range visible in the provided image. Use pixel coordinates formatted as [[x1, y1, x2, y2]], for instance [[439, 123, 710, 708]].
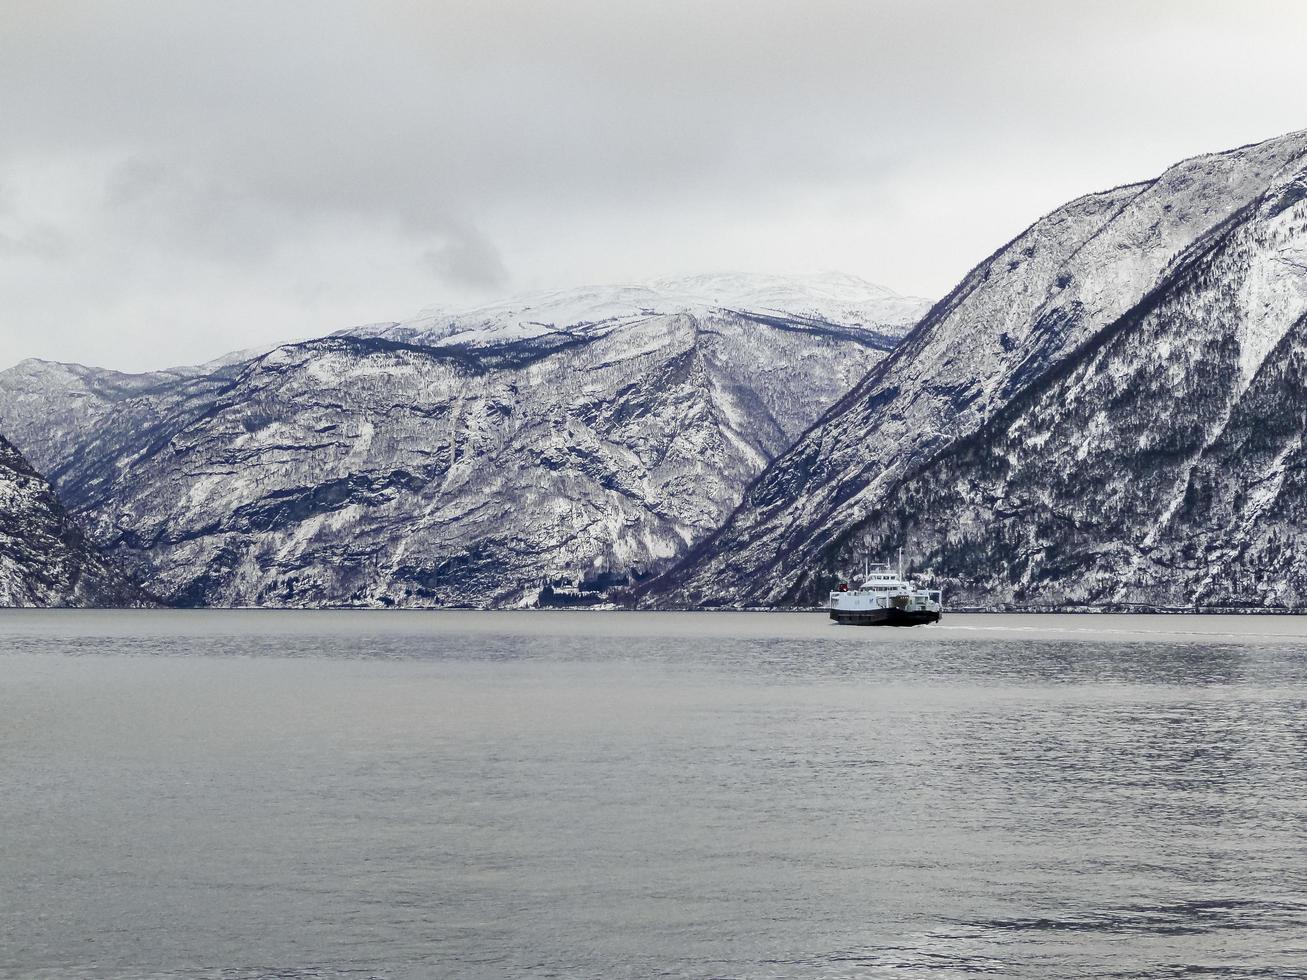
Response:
[[4, 128, 1306, 612], [0, 273, 928, 607], [645, 128, 1307, 610]]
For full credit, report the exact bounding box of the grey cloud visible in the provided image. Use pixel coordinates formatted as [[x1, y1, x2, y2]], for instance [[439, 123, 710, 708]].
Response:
[[421, 233, 509, 292], [104, 157, 171, 208], [101, 157, 326, 268], [0, 0, 1305, 371]]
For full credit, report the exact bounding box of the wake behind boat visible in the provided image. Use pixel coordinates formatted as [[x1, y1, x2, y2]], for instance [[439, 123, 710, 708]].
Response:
[[829, 561, 942, 626]]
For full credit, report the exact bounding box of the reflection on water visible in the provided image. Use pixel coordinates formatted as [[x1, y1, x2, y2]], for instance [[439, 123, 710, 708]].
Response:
[[2, 611, 1306, 979]]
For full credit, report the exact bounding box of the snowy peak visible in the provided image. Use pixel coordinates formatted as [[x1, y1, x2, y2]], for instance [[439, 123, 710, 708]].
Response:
[[345, 272, 932, 349], [645, 271, 925, 324]]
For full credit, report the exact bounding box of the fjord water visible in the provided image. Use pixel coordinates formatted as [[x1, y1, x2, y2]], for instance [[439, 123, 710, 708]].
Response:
[[3, 612, 1307, 979]]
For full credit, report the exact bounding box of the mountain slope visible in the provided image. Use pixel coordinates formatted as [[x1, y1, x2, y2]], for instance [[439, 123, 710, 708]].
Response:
[[830, 174, 1307, 609], [0, 434, 145, 607], [646, 128, 1307, 607], [0, 275, 925, 607]]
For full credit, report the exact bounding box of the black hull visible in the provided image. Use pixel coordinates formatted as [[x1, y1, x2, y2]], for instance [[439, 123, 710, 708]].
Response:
[[829, 608, 941, 627]]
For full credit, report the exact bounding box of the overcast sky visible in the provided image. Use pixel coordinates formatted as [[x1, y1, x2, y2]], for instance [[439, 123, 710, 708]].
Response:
[[1, 0, 1305, 371]]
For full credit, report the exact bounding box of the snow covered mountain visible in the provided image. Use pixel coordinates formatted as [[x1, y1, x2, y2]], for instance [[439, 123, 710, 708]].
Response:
[[646, 128, 1307, 609], [0, 275, 926, 607], [0, 433, 145, 606], [344, 272, 929, 349]]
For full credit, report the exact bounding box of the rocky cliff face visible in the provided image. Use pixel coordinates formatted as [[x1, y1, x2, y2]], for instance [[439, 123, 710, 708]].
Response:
[[0, 276, 927, 607], [648, 129, 1307, 608], [0, 434, 145, 607]]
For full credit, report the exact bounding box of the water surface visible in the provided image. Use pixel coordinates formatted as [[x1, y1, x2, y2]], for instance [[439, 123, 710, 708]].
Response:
[[2, 611, 1306, 979]]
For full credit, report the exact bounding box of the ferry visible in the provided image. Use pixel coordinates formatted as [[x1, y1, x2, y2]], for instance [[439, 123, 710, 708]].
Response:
[[828, 559, 942, 626]]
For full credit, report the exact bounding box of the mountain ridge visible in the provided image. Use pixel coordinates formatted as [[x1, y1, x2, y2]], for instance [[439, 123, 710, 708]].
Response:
[[342, 271, 930, 350]]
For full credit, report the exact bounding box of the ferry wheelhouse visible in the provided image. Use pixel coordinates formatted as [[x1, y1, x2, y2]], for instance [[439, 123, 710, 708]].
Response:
[[829, 562, 942, 626]]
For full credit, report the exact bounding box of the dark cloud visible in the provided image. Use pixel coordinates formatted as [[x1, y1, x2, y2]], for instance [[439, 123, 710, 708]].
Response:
[[0, 0, 1304, 369]]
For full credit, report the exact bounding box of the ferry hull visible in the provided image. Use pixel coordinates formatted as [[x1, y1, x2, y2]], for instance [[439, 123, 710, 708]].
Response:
[[829, 607, 941, 627]]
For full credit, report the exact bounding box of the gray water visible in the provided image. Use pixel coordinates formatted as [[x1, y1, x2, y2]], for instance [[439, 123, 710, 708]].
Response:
[[3, 611, 1307, 979]]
